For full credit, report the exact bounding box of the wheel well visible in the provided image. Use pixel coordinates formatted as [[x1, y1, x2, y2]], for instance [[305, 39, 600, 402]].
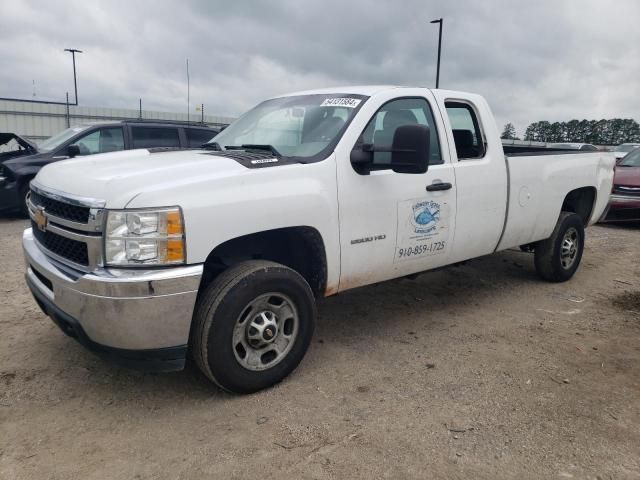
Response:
[[561, 187, 596, 226], [199, 227, 327, 298]]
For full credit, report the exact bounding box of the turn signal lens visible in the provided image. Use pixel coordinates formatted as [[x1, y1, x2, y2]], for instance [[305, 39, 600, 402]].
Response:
[[166, 239, 185, 262], [166, 210, 183, 235]]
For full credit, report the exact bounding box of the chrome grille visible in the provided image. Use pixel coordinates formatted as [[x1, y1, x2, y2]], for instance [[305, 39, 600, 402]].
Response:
[[27, 182, 105, 271], [29, 189, 90, 223], [31, 220, 89, 265]]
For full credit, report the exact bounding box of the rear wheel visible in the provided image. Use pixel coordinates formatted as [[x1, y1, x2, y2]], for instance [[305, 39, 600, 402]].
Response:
[[191, 260, 316, 394], [534, 212, 585, 282]]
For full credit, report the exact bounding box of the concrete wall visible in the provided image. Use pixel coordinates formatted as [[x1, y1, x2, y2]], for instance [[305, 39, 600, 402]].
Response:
[[0, 99, 235, 143]]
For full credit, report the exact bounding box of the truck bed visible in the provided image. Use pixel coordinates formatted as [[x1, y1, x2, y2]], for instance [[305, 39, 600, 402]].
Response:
[[496, 151, 615, 251]]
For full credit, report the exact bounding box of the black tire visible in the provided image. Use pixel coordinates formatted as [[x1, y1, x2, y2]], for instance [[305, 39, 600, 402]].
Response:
[[534, 212, 585, 282], [191, 260, 316, 394], [18, 182, 30, 218]]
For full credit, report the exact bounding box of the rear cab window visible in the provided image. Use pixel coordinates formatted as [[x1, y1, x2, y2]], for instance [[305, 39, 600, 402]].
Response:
[[131, 126, 181, 149], [445, 101, 486, 160]]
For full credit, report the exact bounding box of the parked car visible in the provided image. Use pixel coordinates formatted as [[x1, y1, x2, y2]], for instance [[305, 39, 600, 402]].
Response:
[[604, 147, 640, 222], [22, 86, 614, 393], [610, 143, 640, 160], [0, 133, 38, 161], [547, 142, 599, 151], [0, 120, 218, 215]]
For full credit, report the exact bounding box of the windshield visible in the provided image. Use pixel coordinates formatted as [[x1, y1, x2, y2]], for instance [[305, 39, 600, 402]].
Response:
[[38, 125, 91, 152], [619, 148, 640, 167], [206, 94, 368, 161], [615, 144, 640, 153]]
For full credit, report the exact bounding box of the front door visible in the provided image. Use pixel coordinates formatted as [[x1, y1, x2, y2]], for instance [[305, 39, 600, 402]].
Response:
[[335, 90, 457, 291]]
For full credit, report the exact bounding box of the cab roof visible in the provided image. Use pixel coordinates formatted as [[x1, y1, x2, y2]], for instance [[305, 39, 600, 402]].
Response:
[[277, 85, 418, 98]]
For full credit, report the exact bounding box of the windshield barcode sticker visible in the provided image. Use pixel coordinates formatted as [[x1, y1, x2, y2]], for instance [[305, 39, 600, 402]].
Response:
[[320, 97, 362, 108]]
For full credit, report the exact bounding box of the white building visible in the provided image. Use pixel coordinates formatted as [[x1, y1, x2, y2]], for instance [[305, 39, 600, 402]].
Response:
[[0, 99, 235, 143]]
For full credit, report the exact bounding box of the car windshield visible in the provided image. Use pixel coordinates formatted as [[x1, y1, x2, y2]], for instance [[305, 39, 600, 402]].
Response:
[[38, 125, 91, 152], [619, 148, 640, 167], [206, 94, 368, 161], [615, 144, 640, 153]]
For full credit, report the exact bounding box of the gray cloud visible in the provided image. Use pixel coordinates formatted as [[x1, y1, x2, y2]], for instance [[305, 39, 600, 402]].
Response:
[[1, 0, 639, 135]]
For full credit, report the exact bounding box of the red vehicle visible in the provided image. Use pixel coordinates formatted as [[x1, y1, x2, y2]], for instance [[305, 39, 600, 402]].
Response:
[[606, 148, 640, 222]]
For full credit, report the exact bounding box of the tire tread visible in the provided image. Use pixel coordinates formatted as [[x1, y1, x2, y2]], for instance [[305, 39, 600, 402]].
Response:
[[191, 260, 313, 392], [534, 212, 584, 282]]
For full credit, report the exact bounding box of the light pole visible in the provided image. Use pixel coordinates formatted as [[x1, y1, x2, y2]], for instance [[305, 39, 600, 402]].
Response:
[[430, 18, 443, 88], [64, 48, 82, 105]]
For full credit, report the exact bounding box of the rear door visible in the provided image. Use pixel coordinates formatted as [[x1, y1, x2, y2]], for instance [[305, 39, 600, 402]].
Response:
[[432, 92, 508, 263], [335, 89, 457, 291]]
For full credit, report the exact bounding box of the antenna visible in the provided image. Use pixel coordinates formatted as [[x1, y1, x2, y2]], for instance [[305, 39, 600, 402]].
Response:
[[32, 79, 36, 98], [186, 58, 190, 124]]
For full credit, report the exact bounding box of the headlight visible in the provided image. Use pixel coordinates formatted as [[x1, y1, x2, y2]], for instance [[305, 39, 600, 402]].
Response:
[[104, 207, 185, 266]]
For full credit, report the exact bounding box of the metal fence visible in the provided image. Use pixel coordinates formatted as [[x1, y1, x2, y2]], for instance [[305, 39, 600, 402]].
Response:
[[0, 99, 235, 143]]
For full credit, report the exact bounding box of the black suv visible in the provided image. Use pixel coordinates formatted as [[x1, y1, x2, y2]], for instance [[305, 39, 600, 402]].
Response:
[[0, 120, 218, 215]]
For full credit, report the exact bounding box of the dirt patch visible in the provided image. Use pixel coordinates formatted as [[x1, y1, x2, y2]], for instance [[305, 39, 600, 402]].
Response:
[[1, 218, 639, 479], [611, 291, 640, 313]]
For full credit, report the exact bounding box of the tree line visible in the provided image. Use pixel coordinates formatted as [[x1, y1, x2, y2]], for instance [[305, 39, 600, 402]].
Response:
[[500, 119, 640, 145]]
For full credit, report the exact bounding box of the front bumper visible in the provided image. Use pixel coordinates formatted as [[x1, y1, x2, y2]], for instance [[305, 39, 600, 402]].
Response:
[[0, 175, 20, 212], [23, 228, 203, 371], [604, 194, 640, 222]]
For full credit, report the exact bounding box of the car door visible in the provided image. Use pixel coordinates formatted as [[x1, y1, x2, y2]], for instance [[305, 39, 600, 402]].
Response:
[[69, 127, 125, 156], [335, 90, 457, 291], [431, 93, 508, 264]]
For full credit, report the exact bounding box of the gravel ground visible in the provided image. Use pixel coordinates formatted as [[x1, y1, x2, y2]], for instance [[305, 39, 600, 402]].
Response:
[[1, 217, 639, 480]]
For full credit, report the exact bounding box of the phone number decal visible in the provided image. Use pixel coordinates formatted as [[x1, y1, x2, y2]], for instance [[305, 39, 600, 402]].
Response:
[[397, 241, 446, 258]]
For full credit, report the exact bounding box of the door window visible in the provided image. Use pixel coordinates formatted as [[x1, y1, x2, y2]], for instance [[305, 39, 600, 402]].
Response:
[[358, 98, 442, 169], [445, 101, 485, 159], [73, 127, 124, 155], [186, 128, 216, 147], [131, 127, 181, 148]]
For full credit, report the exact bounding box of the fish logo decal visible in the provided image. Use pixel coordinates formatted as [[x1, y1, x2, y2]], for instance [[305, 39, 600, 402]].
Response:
[[412, 200, 440, 234]]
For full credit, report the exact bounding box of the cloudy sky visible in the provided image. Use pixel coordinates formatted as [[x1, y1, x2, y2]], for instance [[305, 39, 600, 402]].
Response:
[[1, 0, 639, 134]]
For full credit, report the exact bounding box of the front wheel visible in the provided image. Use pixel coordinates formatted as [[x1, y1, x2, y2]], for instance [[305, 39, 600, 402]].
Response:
[[191, 260, 316, 394], [534, 212, 585, 282]]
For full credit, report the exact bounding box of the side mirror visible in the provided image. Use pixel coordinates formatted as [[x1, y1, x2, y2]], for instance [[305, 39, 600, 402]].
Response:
[[350, 144, 374, 174], [350, 125, 431, 175], [67, 144, 80, 158], [391, 124, 430, 174]]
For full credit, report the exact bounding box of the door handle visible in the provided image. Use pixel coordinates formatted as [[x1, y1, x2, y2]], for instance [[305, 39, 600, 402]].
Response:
[[426, 182, 452, 192]]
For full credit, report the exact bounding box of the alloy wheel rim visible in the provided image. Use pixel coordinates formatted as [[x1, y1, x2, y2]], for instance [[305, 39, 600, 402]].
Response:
[[560, 227, 579, 270], [232, 293, 299, 371]]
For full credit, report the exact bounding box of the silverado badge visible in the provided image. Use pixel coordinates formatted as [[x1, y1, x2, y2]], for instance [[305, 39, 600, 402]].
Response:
[[34, 206, 47, 232]]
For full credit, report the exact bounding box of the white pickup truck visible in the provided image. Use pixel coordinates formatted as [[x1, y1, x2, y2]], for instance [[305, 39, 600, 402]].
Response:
[[22, 86, 615, 393]]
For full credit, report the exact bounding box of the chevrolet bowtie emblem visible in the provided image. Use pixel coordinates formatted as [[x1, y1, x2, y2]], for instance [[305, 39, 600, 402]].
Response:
[[34, 206, 47, 232]]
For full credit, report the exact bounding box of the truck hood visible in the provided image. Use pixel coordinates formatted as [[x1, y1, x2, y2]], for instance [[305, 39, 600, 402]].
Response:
[[613, 165, 640, 187], [34, 148, 249, 208], [0, 132, 39, 162]]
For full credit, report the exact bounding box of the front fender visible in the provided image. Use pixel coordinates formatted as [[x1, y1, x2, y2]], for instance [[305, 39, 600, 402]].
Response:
[[126, 155, 341, 292]]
